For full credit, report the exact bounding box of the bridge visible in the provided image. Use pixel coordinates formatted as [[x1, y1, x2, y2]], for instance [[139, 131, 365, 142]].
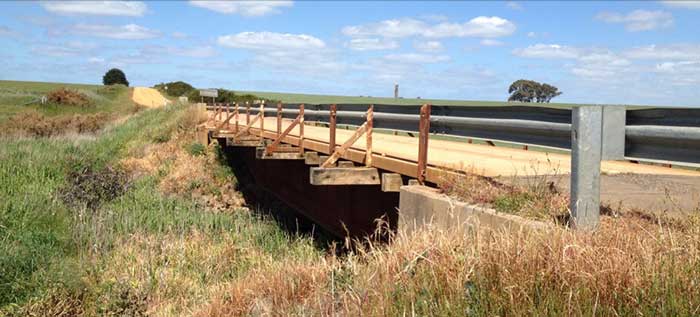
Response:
[[200, 102, 700, 237]]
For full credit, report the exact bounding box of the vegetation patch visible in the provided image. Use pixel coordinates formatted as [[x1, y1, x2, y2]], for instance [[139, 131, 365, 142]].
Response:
[[59, 162, 130, 211], [438, 170, 569, 222], [47, 88, 92, 107]]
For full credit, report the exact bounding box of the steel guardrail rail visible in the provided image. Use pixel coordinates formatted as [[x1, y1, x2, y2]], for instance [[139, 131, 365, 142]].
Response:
[[205, 103, 700, 166]]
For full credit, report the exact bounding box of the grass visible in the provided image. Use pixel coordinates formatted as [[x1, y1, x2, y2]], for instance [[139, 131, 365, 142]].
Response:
[[0, 80, 138, 126]]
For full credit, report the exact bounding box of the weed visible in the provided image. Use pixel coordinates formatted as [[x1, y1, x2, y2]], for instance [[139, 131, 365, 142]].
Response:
[[59, 162, 130, 211], [47, 88, 92, 108], [186, 142, 206, 157]]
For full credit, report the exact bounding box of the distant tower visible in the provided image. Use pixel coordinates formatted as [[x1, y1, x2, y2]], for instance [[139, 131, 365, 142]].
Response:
[[394, 83, 399, 99]]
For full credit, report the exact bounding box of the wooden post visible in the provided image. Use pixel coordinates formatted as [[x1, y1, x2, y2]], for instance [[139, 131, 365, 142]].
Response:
[[234, 103, 239, 134], [259, 101, 265, 141], [225, 102, 230, 129], [417, 104, 431, 185], [246, 101, 250, 125], [277, 102, 282, 137], [365, 105, 373, 167], [298, 104, 305, 154], [329, 104, 337, 154]]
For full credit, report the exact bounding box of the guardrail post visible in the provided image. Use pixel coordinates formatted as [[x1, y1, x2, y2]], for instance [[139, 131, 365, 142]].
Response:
[[299, 104, 305, 154], [329, 104, 337, 154], [571, 106, 602, 230], [366, 105, 374, 167], [601, 106, 626, 160], [418, 104, 431, 184], [277, 102, 282, 137]]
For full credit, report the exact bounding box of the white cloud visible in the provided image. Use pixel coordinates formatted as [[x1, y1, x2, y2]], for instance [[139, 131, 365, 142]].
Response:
[[143, 45, 217, 58], [480, 39, 504, 47], [41, 1, 147, 16], [571, 52, 632, 80], [0, 26, 13, 36], [218, 31, 324, 50], [513, 44, 580, 59], [596, 10, 673, 31], [342, 16, 516, 39], [189, 0, 292, 16], [506, 1, 523, 10], [623, 44, 700, 60], [661, 1, 700, 9], [172, 32, 188, 39], [88, 57, 105, 64], [384, 53, 450, 64], [346, 38, 399, 51], [413, 40, 443, 52], [31, 41, 98, 57], [69, 23, 160, 39], [527, 31, 536, 38]]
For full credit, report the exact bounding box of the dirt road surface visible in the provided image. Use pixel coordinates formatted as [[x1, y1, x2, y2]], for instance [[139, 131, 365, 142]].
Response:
[[132, 87, 170, 108]]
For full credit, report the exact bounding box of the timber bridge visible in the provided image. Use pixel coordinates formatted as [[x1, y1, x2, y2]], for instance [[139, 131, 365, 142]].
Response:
[[200, 101, 700, 237]]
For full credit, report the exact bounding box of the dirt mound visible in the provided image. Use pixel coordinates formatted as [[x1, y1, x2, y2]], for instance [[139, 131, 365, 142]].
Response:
[[47, 88, 92, 107], [132, 87, 170, 108]]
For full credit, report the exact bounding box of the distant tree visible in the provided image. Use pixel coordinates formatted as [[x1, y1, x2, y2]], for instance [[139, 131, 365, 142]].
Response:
[[102, 68, 129, 86], [154, 81, 194, 97], [508, 79, 561, 103]]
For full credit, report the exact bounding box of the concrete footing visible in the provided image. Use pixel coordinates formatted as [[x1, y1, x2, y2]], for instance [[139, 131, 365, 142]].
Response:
[[398, 185, 550, 234]]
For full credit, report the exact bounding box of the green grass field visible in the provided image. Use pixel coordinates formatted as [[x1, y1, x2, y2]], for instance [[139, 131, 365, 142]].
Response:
[[239, 90, 630, 108], [0, 80, 135, 124]]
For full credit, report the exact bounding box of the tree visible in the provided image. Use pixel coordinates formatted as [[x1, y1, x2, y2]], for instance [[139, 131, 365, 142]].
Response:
[[154, 81, 194, 97], [102, 68, 129, 86], [507, 79, 561, 103]]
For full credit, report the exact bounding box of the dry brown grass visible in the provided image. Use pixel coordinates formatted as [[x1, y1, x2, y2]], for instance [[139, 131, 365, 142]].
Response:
[[438, 167, 570, 222], [192, 213, 700, 316], [119, 105, 244, 211], [0, 111, 110, 137]]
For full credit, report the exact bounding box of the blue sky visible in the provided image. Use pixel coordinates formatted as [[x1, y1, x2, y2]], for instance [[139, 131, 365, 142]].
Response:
[[1, 1, 699, 106]]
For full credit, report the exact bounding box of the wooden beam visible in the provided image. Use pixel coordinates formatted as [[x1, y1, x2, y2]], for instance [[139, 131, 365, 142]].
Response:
[[227, 139, 261, 147], [309, 167, 380, 185], [329, 104, 336, 153], [338, 161, 355, 168], [256, 147, 303, 160], [318, 155, 335, 167], [366, 105, 373, 167], [305, 152, 320, 165], [381, 173, 404, 192], [417, 104, 431, 184]]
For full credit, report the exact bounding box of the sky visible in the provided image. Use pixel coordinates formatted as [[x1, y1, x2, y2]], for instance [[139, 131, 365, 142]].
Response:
[[0, 1, 699, 106]]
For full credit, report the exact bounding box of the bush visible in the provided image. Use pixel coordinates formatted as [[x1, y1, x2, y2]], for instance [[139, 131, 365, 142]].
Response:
[[154, 81, 194, 97], [103, 68, 129, 86], [59, 162, 130, 211], [47, 88, 92, 107]]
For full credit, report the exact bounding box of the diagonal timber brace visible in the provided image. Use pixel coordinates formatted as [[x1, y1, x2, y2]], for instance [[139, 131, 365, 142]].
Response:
[[265, 104, 304, 155], [321, 105, 374, 168]]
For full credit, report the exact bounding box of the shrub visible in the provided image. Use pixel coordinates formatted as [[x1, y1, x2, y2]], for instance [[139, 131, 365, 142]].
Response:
[[103, 68, 129, 86], [154, 81, 195, 97], [46, 88, 92, 107], [59, 162, 130, 211]]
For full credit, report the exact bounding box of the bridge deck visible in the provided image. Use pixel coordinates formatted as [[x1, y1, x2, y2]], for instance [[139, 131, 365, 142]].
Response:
[[212, 115, 698, 178]]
